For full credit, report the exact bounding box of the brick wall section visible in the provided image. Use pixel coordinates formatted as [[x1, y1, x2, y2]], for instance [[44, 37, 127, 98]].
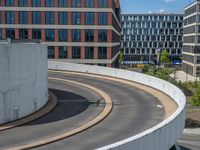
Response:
[[55, 47, 59, 59], [0, 0, 121, 67], [1, 0, 5, 6]]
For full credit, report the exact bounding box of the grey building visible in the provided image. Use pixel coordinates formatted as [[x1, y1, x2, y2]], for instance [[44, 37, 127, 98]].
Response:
[[183, 0, 200, 77], [121, 14, 184, 64]]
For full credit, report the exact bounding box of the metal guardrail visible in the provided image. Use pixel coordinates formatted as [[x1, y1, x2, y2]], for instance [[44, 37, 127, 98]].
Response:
[[48, 61, 186, 150]]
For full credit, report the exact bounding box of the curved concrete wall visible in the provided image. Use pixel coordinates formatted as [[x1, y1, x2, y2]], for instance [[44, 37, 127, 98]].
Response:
[[0, 41, 48, 124], [48, 61, 186, 150]]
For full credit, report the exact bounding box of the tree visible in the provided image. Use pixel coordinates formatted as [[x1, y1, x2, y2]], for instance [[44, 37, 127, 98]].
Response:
[[192, 83, 200, 106], [160, 50, 170, 65], [119, 50, 123, 68]]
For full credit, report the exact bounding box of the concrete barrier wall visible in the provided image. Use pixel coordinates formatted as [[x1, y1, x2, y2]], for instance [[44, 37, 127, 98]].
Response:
[[0, 41, 48, 124], [48, 61, 186, 150]]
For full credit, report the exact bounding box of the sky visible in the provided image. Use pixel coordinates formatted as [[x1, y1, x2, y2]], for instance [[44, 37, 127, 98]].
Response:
[[120, 0, 195, 14]]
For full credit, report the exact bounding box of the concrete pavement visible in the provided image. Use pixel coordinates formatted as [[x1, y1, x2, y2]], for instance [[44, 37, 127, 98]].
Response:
[[0, 71, 167, 150]]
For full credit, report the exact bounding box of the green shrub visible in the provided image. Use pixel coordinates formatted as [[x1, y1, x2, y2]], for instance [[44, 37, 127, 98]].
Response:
[[192, 84, 200, 106]]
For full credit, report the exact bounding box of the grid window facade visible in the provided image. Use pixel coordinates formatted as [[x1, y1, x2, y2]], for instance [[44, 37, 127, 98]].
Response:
[[0, 0, 121, 66], [121, 14, 183, 63], [183, 0, 200, 77]]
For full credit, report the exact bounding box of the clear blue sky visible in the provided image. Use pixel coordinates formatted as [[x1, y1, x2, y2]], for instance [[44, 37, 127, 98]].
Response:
[[120, 0, 195, 14]]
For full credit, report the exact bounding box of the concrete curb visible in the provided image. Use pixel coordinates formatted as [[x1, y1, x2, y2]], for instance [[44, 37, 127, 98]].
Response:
[[183, 128, 200, 135], [0, 92, 57, 131], [9, 77, 113, 150]]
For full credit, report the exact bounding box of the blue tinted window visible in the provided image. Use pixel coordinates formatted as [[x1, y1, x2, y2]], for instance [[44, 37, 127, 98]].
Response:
[[98, 30, 107, 42], [58, 12, 68, 25], [98, 0, 107, 8], [5, 0, 14, 6], [98, 13, 107, 25], [45, 29, 54, 41], [59, 29, 68, 41], [6, 11, 15, 24], [18, 0, 28, 6], [72, 0, 81, 7], [72, 29, 81, 42], [58, 0, 67, 7], [19, 11, 28, 24], [45, 0, 54, 7], [32, 0, 41, 7], [48, 46, 55, 58], [32, 12, 41, 24], [45, 12, 54, 24], [85, 0, 94, 7], [72, 12, 81, 25], [85, 12, 94, 25]]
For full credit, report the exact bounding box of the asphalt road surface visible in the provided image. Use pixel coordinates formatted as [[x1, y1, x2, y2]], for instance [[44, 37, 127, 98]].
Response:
[[0, 72, 164, 150]]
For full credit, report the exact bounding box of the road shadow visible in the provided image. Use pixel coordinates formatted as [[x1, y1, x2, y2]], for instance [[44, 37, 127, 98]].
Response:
[[24, 89, 103, 126], [170, 145, 191, 150]]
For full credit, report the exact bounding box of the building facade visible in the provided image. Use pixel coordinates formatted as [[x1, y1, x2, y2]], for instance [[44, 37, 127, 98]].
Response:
[[183, 0, 200, 77], [121, 14, 183, 64], [0, 0, 121, 67]]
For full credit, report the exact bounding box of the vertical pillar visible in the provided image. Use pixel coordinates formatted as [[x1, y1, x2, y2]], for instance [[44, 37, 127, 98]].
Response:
[[28, 29, 32, 39], [55, 46, 59, 59], [107, 47, 112, 59], [81, 47, 85, 59], [41, 29, 45, 42], [68, 46, 72, 59], [94, 47, 98, 59], [108, 12, 112, 26]]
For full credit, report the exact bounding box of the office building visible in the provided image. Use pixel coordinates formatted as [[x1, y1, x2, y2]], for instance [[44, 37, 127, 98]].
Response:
[[0, 0, 121, 67], [121, 14, 183, 64], [183, 0, 200, 77]]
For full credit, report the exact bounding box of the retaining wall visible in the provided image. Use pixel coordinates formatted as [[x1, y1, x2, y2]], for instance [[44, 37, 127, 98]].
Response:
[[0, 41, 48, 124]]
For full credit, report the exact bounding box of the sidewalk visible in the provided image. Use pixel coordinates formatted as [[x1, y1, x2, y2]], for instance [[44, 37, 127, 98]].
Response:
[[171, 70, 199, 82]]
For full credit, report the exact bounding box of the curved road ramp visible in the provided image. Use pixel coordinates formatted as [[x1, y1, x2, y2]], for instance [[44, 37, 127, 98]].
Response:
[[48, 61, 186, 150]]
